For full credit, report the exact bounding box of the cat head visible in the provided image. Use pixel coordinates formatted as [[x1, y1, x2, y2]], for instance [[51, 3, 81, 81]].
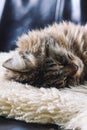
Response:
[[3, 46, 84, 88]]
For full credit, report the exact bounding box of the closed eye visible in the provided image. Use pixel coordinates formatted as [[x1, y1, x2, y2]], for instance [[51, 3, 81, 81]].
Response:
[[67, 54, 74, 60]]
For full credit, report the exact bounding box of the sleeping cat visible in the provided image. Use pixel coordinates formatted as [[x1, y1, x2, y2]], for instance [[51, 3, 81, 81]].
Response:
[[2, 22, 87, 88]]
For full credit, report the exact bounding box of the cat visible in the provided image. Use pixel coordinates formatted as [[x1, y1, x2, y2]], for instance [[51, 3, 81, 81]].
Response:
[[2, 22, 87, 88]]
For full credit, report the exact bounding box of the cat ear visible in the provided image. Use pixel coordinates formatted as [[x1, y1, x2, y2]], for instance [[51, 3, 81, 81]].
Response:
[[2, 51, 29, 72], [3, 51, 37, 72], [3, 58, 14, 70], [2, 57, 28, 72]]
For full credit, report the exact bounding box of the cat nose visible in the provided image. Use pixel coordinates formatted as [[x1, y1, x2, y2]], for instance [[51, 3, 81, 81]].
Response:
[[66, 63, 78, 76], [70, 63, 78, 75], [71, 59, 84, 78]]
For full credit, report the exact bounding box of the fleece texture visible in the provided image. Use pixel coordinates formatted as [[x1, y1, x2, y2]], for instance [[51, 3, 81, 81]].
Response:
[[0, 52, 87, 130]]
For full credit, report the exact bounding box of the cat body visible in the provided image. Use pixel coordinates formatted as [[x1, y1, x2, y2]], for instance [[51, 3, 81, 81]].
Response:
[[3, 22, 87, 88]]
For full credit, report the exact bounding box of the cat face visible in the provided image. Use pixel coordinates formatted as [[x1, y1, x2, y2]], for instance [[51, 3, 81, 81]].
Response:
[[3, 41, 84, 88]]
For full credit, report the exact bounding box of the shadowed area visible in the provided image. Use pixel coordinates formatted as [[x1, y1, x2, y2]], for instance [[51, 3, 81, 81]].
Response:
[[0, 116, 60, 130]]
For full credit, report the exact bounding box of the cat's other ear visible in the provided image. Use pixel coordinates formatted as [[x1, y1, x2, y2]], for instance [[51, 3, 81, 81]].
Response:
[[2, 51, 37, 72], [2, 57, 28, 72], [3, 58, 14, 71], [2, 51, 30, 72]]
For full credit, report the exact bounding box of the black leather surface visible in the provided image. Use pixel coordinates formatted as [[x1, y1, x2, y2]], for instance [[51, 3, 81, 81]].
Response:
[[0, 0, 56, 51], [0, 117, 60, 130], [0, 0, 87, 51]]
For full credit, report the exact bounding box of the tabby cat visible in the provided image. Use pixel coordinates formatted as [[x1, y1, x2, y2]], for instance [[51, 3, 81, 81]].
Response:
[[3, 22, 87, 88]]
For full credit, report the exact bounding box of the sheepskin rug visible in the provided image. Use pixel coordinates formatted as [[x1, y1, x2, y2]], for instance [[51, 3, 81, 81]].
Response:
[[0, 52, 87, 130]]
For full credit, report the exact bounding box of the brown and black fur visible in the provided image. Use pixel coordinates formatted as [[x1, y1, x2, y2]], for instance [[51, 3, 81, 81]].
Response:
[[3, 22, 87, 88]]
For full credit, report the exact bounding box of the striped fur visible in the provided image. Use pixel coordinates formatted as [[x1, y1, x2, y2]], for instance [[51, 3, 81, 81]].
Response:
[[3, 22, 87, 88]]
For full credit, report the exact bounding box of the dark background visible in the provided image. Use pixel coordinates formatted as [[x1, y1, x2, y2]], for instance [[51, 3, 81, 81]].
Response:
[[0, 0, 87, 52]]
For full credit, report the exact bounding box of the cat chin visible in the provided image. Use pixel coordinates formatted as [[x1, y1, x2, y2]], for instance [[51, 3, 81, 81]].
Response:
[[4, 69, 41, 87], [4, 69, 21, 81]]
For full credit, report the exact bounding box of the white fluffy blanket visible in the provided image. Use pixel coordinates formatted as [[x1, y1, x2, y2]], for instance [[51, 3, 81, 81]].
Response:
[[0, 52, 87, 130]]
